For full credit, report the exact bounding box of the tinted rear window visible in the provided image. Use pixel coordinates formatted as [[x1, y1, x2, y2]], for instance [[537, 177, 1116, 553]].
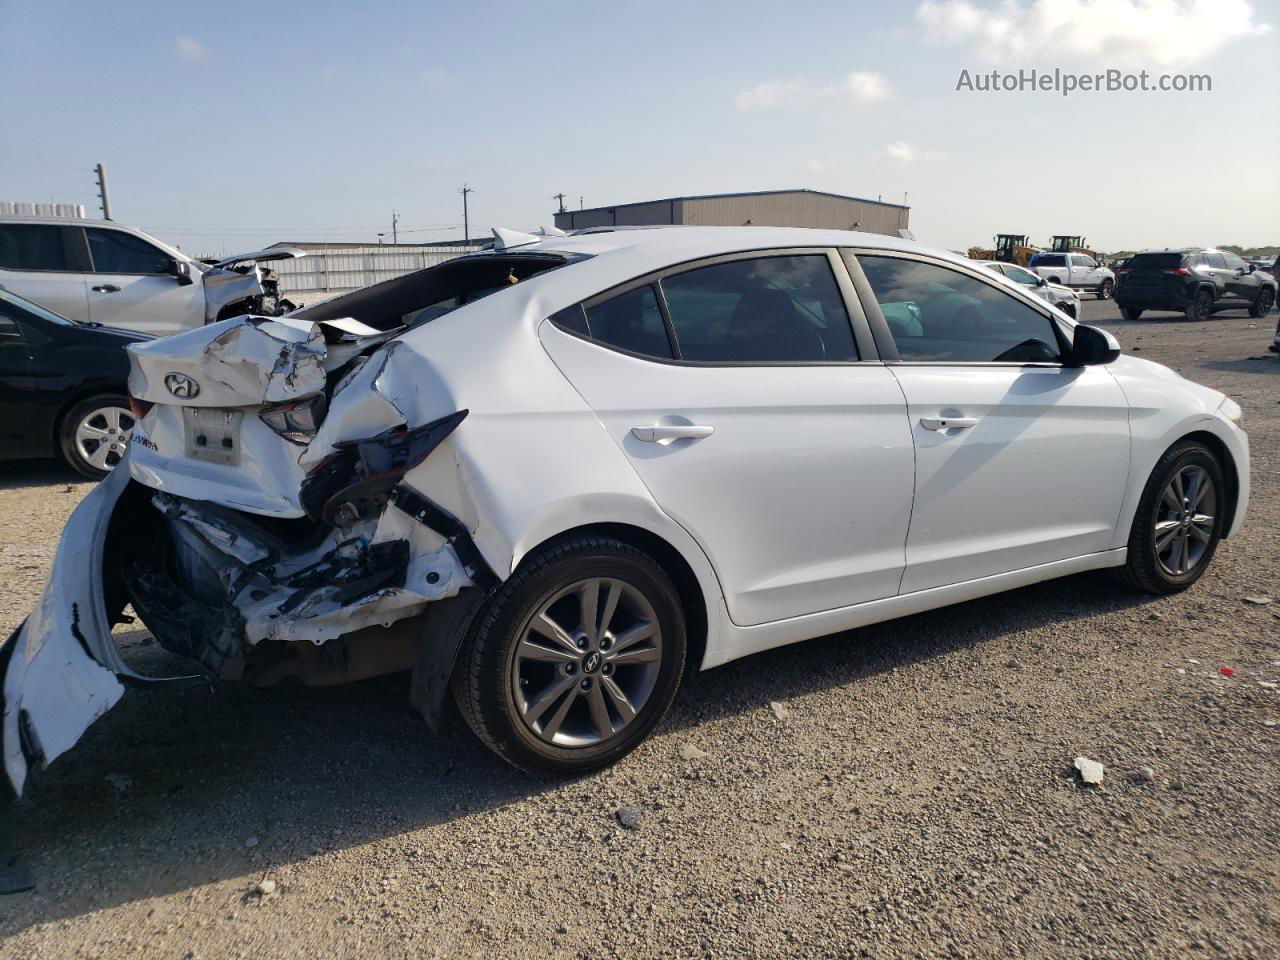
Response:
[[0, 224, 67, 270], [1130, 253, 1187, 269]]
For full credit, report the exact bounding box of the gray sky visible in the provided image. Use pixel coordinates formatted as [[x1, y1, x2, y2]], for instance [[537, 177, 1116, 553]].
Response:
[[2, 0, 1277, 255]]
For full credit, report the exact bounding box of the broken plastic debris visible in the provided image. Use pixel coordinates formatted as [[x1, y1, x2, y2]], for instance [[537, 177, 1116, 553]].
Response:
[[1241, 596, 1273, 606], [1220, 667, 1234, 677], [1073, 756, 1105, 786]]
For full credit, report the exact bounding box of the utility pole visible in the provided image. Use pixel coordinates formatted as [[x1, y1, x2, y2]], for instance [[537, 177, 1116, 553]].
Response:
[[553, 193, 567, 214], [94, 163, 112, 220], [391, 210, 399, 244], [460, 184, 473, 242]]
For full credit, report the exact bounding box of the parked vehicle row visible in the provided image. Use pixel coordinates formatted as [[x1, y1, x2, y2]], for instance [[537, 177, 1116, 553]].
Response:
[[3, 225, 1249, 797], [1114, 248, 1277, 322], [0, 217, 302, 337], [978, 260, 1081, 317]]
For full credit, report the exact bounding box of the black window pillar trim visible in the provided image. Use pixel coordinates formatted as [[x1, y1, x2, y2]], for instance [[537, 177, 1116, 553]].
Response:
[[839, 249, 900, 362]]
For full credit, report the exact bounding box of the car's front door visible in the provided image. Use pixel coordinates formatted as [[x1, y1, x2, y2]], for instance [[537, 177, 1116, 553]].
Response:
[[1221, 251, 1259, 303], [539, 249, 915, 626], [848, 251, 1131, 594], [82, 226, 204, 335], [0, 223, 90, 321]]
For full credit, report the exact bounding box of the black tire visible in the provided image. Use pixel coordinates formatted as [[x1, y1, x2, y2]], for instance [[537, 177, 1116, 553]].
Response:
[[1097, 278, 1114, 300], [1121, 307, 1144, 320], [1058, 302, 1076, 319], [58, 394, 134, 479], [1047, 276, 1064, 286], [1249, 286, 1275, 318], [1110, 440, 1226, 594], [1185, 287, 1213, 322], [451, 536, 686, 777]]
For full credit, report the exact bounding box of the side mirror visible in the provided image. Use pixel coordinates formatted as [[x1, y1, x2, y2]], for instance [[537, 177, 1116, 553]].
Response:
[[170, 258, 194, 286], [1247, 263, 1256, 273], [1070, 323, 1120, 366], [1036, 275, 1048, 287]]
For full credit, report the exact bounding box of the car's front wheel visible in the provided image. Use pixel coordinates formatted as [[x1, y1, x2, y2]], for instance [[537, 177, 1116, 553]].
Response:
[[1249, 287, 1275, 317], [58, 394, 135, 479], [1097, 279, 1114, 300], [452, 536, 686, 776], [1121, 307, 1144, 320], [1111, 440, 1226, 594]]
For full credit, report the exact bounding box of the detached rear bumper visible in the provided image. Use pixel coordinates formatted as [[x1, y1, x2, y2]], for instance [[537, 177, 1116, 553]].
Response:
[[2, 466, 133, 798]]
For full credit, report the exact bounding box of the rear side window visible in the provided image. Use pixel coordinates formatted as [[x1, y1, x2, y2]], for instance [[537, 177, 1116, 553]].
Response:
[[86, 228, 172, 274], [1035, 254, 1066, 267], [1132, 253, 1186, 269], [858, 255, 1064, 364], [660, 255, 856, 362], [584, 284, 673, 358], [0, 224, 67, 270]]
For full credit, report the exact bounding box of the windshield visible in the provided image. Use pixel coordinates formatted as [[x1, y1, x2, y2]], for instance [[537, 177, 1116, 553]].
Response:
[[0, 287, 76, 326]]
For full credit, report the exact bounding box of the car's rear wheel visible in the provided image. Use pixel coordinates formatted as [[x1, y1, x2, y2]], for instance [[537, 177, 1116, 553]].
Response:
[[1058, 302, 1076, 319], [1097, 279, 1114, 300], [1121, 307, 1144, 320], [1249, 287, 1275, 317], [1111, 440, 1225, 594], [58, 394, 135, 479], [1185, 288, 1214, 322], [452, 536, 686, 776]]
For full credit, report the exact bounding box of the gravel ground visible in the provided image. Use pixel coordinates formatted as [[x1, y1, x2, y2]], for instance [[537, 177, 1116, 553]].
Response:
[[1, 299, 1277, 959]]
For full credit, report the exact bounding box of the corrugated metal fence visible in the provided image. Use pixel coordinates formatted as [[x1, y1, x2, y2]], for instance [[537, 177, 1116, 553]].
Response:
[[199, 244, 487, 298]]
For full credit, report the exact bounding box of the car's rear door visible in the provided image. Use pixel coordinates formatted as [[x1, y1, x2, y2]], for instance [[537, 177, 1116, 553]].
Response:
[[0, 223, 90, 321], [0, 303, 41, 455], [539, 248, 915, 627], [847, 249, 1131, 594], [82, 225, 204, 335]]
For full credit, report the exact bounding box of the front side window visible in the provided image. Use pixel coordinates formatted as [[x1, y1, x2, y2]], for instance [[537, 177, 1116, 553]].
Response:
[[1003, 265, 1041, 286], [660, 255, 856, 362], [857, 255, 1064, 364], [86, 228, 173, 274], [584, 284, 672, 358], [0, 224, 67, 271], [1222, 252, 1247, 271], [1070, 254, 1097, 268]]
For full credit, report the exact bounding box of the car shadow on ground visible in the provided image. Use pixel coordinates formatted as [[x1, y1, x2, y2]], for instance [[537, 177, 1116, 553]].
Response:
[[1199, 356, 1279, 374], [3, 569, 1156, 929], [0, 459, 85, 492]]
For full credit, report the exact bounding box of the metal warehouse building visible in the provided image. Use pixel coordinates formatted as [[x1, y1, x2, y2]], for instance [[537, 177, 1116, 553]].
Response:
[[553, 189, 910, 236]]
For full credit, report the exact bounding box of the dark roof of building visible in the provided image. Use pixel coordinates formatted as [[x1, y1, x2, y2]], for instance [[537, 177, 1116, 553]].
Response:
[[561, 188, 909, 217]]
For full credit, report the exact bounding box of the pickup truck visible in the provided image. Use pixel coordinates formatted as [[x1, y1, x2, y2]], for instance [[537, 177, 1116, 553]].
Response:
[[1029, 252, 1115, 300]]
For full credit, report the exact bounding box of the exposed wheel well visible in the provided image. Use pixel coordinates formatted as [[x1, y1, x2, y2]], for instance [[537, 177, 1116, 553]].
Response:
[[527, 523, 708, 677], [1182, 430, 1240, 537]]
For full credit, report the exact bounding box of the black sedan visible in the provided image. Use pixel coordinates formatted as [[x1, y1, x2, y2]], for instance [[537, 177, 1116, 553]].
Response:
[[0, 286, 149, 478]]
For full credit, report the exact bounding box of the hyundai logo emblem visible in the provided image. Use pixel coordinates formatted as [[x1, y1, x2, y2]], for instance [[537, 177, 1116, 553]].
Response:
[[164, 372, 200, 399]]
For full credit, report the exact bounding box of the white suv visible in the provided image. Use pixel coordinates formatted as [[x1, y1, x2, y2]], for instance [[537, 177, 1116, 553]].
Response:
[[0, 217, 301, 336]]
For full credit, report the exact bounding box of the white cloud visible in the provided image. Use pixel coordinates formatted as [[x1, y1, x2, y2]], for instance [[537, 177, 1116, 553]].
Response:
[[174, 36, 208, 61], [884, 141, 946, 162], [916, 0, 1271, 67], [735, 71, 891, 110]]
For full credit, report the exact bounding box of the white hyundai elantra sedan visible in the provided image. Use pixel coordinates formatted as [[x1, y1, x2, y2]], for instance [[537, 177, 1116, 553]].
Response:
[[3, 226, 1248, 790]]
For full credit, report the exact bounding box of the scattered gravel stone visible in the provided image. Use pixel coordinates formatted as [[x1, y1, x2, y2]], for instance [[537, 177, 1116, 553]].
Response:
[[1131, 766, 1156, 785], [769, 701, 791, 721], [1074, 756, 1105, 786], [1006, 659, 1021, 669], [256, 879, 277, 897], [616, 805, 642, 830], [104, 773, 131, 793], [1241, 596, 1273, 605], [244, 835, 259, 849], [678, 743, 709, 761]]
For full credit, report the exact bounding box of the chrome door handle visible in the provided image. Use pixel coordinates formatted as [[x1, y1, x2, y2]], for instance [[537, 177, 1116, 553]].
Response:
[[920, 417, 979, 431], [631, 424, 715, 442], [92, 284, 121, 293]]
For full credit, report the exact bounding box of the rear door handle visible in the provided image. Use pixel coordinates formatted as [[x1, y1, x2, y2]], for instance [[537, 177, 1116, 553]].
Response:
[[91, 284, 121, 293], [631, 424, 715, 442], [920, 417, 979, 431]]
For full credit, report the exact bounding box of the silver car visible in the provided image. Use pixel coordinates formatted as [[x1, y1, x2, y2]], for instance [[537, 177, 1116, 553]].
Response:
[[980, 260, 1081, 317]]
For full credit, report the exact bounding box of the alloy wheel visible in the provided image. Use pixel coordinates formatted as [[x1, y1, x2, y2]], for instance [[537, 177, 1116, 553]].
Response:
[[510, 576, 663, 748], [1098, 279, 1113, 300], [1154, 464, 1216, 577], [74, 405, 135, 472], [1194, 290, 1213, 321]]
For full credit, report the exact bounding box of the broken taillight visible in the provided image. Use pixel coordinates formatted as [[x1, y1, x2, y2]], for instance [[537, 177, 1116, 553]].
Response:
[[128, 393, 154, 420], [259, 394, 328, 445]]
